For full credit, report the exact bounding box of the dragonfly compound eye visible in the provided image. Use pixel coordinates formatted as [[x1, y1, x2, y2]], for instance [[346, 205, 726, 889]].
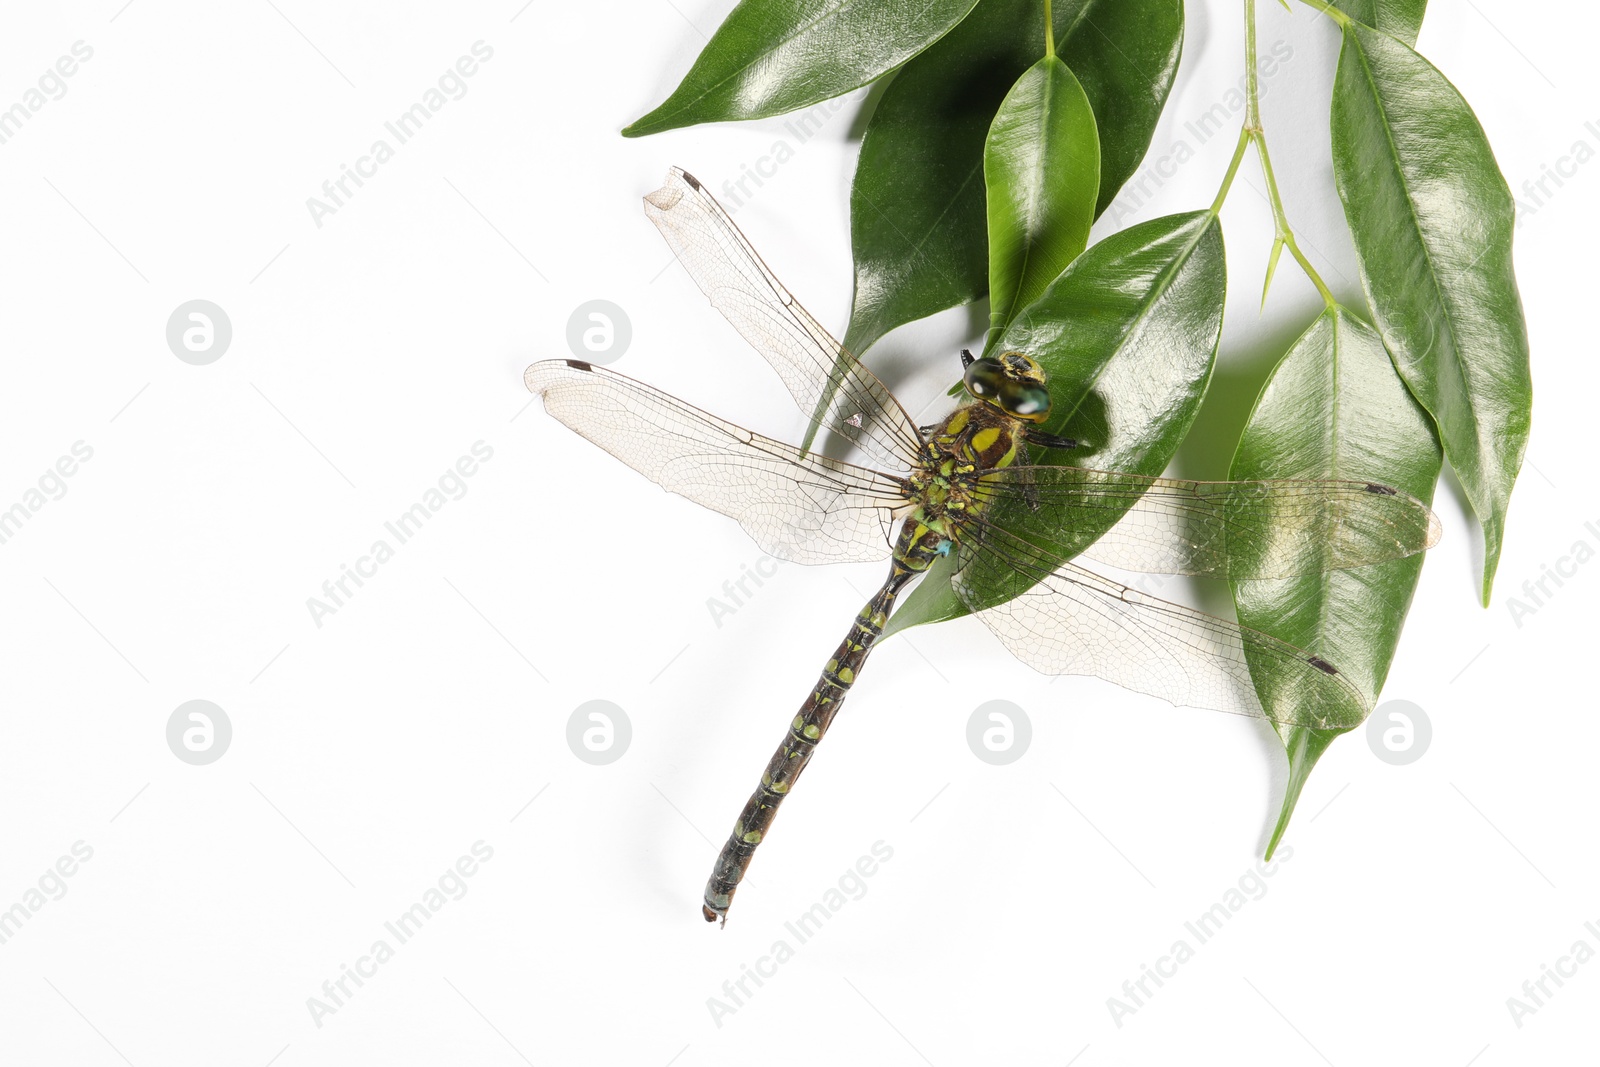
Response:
[[963, 357, 1006, 400], [1001, 382, 1052, 422]]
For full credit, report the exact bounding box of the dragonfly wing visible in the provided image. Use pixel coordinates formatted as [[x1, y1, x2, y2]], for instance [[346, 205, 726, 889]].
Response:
[[528, 359, 905, 565], [644, 167, 924, 471], [973, 466, 1442, 579], [954, 521, 1370, 730]]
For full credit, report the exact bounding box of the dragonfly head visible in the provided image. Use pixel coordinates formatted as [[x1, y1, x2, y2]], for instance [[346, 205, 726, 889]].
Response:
[[962, 351, 1052, 423]]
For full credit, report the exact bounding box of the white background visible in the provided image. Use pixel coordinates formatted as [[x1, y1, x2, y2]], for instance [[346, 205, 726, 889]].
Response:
[[1, 1, 1595, 1063]]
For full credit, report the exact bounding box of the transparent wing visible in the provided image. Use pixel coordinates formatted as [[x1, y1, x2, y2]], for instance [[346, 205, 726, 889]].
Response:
[[527, 360, 907, 565], [955, 520, 1370, 729], [644, 167, 924, 471], [972, 466, 1442, 579]]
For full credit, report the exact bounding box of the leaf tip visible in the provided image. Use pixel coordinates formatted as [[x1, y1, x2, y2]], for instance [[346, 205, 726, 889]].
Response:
[[621, 102, 679, 139], [620, 112, 661, 138], [1260, 237, 1285, 311], [1479, 514, 1507, 606], [1264, 728, 1341, 860]]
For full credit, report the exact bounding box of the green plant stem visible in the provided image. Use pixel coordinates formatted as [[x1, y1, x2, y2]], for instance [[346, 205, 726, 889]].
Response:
[[1043, 0, 1055, 58], [1210, 127, 1253, 215], [1253, 131, 1335, 307], [1294, 0, 1351, 26], [1211, 0, 1338, 308]]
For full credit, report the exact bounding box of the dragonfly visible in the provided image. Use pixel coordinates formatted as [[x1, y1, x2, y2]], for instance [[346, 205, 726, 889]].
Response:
[[525, 167, 1441, 925]]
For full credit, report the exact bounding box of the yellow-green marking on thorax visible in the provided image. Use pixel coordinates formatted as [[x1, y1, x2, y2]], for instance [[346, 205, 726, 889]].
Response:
[[904, 350, 1055, 548]]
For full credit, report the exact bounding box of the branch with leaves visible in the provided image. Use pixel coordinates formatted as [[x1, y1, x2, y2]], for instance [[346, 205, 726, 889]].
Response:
[[624, 0, 1531, 852]]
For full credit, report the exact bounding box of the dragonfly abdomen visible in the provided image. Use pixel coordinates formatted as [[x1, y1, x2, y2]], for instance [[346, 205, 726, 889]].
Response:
[[702, 520, 946, 924]]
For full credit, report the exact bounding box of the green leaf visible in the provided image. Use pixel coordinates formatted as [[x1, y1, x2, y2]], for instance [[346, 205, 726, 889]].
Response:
[[1330, 0, 1427, 47], [984, 55, 1100, 349], [622, 0, 980, 138], [885, 210, 1225, 635], [1330, 21, 1530, 604], [843, 0, 1184, 356], [1228, 306, 1442, 856]]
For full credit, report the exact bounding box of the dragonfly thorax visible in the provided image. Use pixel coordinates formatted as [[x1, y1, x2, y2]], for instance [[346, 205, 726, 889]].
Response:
[[905, 401, 1028, 535]]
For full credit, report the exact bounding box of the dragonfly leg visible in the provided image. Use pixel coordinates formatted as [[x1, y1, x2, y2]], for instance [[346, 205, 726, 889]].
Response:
[[1011, 440, 1043, 512], [1022, 426, 1081, 451]]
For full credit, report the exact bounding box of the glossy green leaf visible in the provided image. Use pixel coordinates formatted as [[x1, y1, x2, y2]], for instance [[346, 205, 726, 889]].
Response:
[[1229, 306, 1442, 856], [984, 56, 1100, 349], [885, 210, 1225, 635], [843, 0, 1184, 356], [1331, 20, 1530, 604], [1330, 0, 1427, 47], [622, 0, 980, 138]]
